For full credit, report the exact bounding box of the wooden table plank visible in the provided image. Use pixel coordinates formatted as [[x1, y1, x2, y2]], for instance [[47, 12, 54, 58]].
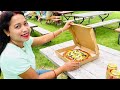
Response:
[[98, 44, 120, 56], [40, 46, 65, 67]]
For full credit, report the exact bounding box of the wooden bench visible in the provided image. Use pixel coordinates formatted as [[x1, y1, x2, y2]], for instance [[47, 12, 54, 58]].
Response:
[[46, 16, 62, 25], [87, 19, 120, 28], [50, 18, 62, 25], [28, 22, 38, 28], [28, 21, 51, 35], [28, 22, 38, 33], [33, 27, 51, 35], [87, 19, 120, 45], [33, 27, 52, 43]]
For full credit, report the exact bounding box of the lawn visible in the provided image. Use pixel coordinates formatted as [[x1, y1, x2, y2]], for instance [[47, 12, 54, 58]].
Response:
[[1, 11, 120, 79]]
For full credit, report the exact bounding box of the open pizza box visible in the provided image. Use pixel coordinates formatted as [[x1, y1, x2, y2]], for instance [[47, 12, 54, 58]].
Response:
[[55, 24, 99, 66]]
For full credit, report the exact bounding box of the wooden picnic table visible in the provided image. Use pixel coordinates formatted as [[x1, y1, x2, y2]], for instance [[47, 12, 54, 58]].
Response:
[[40, 40, 120, 79], [66, 11, 113, 24], [52, 11, 74, 20]]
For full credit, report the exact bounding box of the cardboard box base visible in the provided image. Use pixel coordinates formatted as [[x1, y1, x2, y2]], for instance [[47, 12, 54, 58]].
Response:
[[55, 45, 99, 66]]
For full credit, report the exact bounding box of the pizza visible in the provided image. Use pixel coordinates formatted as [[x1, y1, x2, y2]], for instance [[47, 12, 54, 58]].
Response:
[[63, 49, 90, 62]]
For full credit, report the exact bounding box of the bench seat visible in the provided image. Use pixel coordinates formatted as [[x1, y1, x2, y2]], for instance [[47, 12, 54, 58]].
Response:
[[33, 27, 51, 35], [51, 18, 61, 22], [87, 19, 120, 28], [87, 19, 120, 45], [28, 22, 37, 28], [49, 18, 62, 25]]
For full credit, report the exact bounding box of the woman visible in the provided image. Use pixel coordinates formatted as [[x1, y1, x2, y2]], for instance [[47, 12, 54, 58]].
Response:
[[0, 11, 80, 79], [35, 11, 41, 21], [40, 11, 46, 19]]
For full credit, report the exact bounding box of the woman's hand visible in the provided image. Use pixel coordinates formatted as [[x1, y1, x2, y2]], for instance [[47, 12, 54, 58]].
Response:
[[62, 21, 74, 31], [61, 61, 80, 72]]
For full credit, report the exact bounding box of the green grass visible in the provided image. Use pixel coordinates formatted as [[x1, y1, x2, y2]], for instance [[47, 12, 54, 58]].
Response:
[[1, 11, 120, 79]]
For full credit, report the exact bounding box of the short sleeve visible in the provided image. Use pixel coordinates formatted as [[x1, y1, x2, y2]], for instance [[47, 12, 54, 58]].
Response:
[[3, 56, 31, 75]]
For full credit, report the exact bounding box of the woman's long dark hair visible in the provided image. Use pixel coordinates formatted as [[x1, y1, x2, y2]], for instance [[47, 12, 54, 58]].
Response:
[[0, 11, 24, 74]]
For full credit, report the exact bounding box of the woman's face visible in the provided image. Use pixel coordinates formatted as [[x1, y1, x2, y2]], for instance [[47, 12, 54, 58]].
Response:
[[7, 14, 31, 44]]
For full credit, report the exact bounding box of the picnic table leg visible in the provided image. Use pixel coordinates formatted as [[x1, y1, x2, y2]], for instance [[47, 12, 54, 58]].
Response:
[[87, 16, 94, 24], [74, 17, 85, 24], [118, 22, 120, 28], [63, 12, 73, 21], [88, 17, 91, 24], [118, 33, 120, 44], [79, 18, 85, 24], [70, 12, 73, 15], [63, 14, 71, 20], [30, 27, 34, 34], [98, 14, 109, 22]]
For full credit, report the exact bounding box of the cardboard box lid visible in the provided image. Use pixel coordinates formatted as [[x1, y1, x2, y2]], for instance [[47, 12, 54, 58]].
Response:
[[69, 24, 99, 54]]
